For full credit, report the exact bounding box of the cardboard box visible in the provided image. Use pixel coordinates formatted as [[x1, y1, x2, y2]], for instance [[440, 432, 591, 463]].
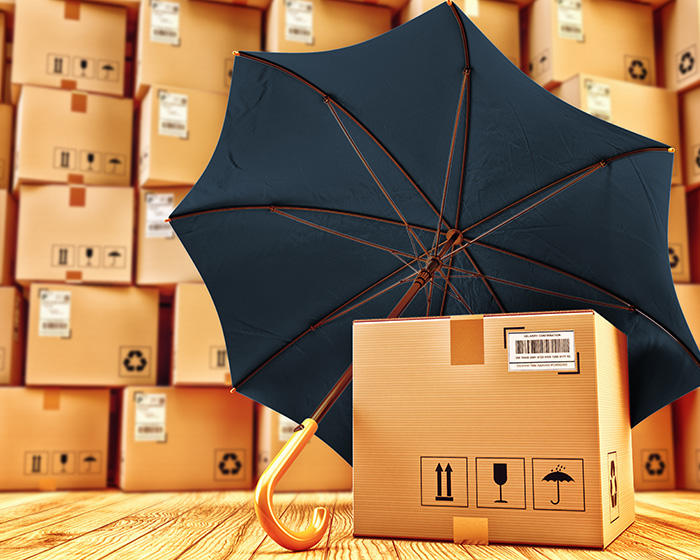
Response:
[[354, 310, 633, 548], [14, 86, 133, 189], [193, 0, 269, 9], [0, 287, 24, 386], [266, 0, 391, 53], [0, 388, 110, 490], [552, 75, 681, 185], [11, 0, 126, 102], [135, 0, 261, 99], [0, 189, 17, 286], [138, 85, 227, 187], [136, 187, 201, 289], [631, 405, 675, 491], [0, 103, 11, 189], [658, 0, 700, 92], [119, 387, 253, 490], [0, 11, 5, 102], [525, 0, 655, 89], [16, 185, 134, 285], [25, 284, 159, 386], [172, 282, 229, 386], [399, 0, 520, 67], [668, 185, 690, 283], [257, 405, 352, 492], [681, 86, 700, 190]]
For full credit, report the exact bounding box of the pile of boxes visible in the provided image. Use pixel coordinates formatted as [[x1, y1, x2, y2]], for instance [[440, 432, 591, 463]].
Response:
[[0, 0, 697, 496]]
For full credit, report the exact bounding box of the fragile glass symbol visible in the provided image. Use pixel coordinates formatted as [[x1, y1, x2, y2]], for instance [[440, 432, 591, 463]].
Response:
[[493, 463, 508, 503], [434, 462, 453, 501]]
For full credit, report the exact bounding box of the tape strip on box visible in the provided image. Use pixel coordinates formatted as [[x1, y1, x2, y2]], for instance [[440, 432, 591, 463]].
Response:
[[452, 516, 488, 545]]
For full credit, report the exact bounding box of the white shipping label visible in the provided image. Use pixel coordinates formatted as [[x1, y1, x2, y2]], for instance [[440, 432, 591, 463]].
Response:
[[285, 0, 314, 45], [557, 0, 583, 42], [158, 90, 189, 139], [134, 393, 167, 442], [584, 79, 612, 122], [145, 193, 175, 239], [461, 0, 479, 18], [38, 289, 71, 338], [278, 415, 299, 442], [507, 330, 576, 371], [150, 0, 180, 46]]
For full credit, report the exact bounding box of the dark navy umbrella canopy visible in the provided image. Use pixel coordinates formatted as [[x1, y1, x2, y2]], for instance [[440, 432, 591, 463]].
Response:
[[170, 2, 700, 465]]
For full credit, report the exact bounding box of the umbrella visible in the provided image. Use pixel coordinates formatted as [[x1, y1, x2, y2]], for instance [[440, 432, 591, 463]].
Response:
[[541, 465, 575, 505], [167, 1, 700, 550]]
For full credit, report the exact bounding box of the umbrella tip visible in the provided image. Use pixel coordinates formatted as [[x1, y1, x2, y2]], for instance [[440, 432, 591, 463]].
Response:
[[229, 387, 237, 394], [164, 218, 171, 223], [668, 147, 675, 153], [232, 50, 240, 57]]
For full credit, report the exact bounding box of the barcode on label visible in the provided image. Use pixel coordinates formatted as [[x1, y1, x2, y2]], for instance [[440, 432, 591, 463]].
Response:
[[515, 338, 570, 355], [137, 425, 164, 433], [40, 321, 68, 330], [507, 330, 577, 372]]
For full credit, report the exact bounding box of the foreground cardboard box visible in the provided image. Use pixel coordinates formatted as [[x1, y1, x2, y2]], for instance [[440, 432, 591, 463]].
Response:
[[671, 283, 700, 490], [681, 86, 700, 190], [136, 187, 201, 288], [658, 0, 700, 92], [138, 85, 227, 187], [193, 0, 270, 8], [0, 103, 11, 189], [552, 75, 681, 185], [12, 0, 126, 102], [266, 0, 391, 53], [525, 0, 655, 89], [631, 406, 675, 491], [16, 185, 133, 285], [14, 86, 133, 189], [172, 283, 228, 386], [135, 0, 261, 99], [399, 0, 520, 67], [119, 387, 253, 490], [0, 388, 109, 490], [0, 287, 24, 386], [26, 284, 159, 386], [354, 311, 633, 547], [257, 405, 352, 492], [0, 190, 16, 286], [668, 186, 690, 283]]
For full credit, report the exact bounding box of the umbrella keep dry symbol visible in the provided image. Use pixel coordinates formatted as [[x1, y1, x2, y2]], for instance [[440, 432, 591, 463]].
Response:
[[542, 465, 574, 505]]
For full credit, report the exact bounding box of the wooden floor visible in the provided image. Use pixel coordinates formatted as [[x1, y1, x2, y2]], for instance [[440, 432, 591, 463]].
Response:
[[0, 490, 697, 559]]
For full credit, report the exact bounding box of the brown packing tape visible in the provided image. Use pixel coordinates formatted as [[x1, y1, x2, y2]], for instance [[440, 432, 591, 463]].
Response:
[[68, 173, 84, 184], [43, 389, 61, 410], [69, 186, 86, 207], [66, 270, 82, 281], [61, 79, 78, 90], [71, 93, 87, 113], [450, 316, 485, 365], [38, 478, 58, 491], [64, 0, 81, 21], [453, 517, 489, 545]]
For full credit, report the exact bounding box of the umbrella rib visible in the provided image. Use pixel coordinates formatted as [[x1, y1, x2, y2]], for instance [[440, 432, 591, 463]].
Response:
[[435, 269, 474, 314], [459, 247, 506, 313], [233, 51, 451, 233]]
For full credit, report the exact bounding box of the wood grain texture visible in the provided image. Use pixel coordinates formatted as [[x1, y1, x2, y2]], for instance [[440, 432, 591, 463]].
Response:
[[0, 490, 695, 560]]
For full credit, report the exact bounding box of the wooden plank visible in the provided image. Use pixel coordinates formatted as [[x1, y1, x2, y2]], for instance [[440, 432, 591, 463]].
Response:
[[0, 493, 63, 511], [28, 493, 201, 560], [0, 493, 170, 560], [0, 492, 73, 518]]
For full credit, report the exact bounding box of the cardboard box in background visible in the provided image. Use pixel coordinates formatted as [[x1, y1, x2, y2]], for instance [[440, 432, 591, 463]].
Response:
[[11, 0, 126, 102], [552, 75, 681, 185], [25, 284, 159, 386], [354, 311, 633, 548], [0, 103, 11, 189], [135, 0, 261, 99], [681, 86, 700, 190], [14, 86, 132, 189], [525, 0, 655, 89], [119, 387, 253, 490], [266, 0, 391, 53], [16, 185, 134, 285], [172, 283, 228, 386], [192, 0, 270, 8], [631, 405, 675, 491], [0, 286, 24, 386], [658, 0, 700, 92], [668, 185, 690, 283], [136, 187, 201, 289], [257, 405, 352, 492], [685, 190, 700, 282], [0, 190, 17, 286], [0, 388, 110, 490], [399, 0, 520, 67], [0, 11, 5, 101], [138, 85, 227, 187]]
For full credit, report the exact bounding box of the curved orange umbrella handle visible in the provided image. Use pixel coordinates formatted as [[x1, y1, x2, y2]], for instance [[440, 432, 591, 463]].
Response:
[[254, 418, 330, 551]]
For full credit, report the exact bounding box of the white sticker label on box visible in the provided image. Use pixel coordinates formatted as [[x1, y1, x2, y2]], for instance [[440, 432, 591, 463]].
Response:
[[507, 330, 576, 371], [134, 392, 167, 442], [158, 90, 188, 139], [461, 0, 479, 17], [584, 79, 612, 122], [285, 0, 314, 45], [38, 289, 71, 338], [150, 0, 180, 46], [557, 0, 583, 42], [145, 192, 175, 239], [278, 415, 299, 442]]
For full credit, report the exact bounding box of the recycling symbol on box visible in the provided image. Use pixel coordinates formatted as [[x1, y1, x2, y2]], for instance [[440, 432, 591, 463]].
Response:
[[219, 452, 242, 476], [123, 350, 147, 372], [645, 453, 666, 476], [628, 59, 648, 81], [679, 51, 695, 76], [669, 247, 680, 269]]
